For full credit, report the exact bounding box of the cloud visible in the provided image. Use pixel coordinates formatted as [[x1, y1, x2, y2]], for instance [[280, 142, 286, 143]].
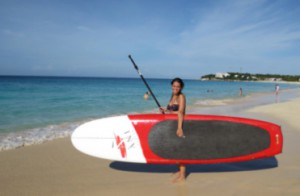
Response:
[[2, 29, 24, 37], [164, 1, 300, 61], [76, 26, 92, 32]]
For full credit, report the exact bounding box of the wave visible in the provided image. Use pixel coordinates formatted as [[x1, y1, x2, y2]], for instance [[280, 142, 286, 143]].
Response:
[[193, 98, 237, 107], [0, 120, 89, 151]]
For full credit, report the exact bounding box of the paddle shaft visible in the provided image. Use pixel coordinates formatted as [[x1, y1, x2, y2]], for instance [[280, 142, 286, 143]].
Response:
[[128, 55, 163, 110]]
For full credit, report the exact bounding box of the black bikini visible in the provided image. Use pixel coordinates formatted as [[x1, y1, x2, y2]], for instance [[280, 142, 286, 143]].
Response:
[[167, 104, 179, 111]]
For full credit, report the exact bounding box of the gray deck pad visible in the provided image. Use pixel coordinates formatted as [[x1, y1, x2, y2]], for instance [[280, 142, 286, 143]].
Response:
[[148, 120, 270, 160]]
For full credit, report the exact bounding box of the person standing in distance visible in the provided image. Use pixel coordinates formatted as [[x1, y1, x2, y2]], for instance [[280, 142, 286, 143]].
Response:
[[275, 84, 280, 96]]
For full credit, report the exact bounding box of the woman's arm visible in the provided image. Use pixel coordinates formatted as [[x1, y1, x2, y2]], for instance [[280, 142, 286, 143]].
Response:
[[176, 94, 186, 137]]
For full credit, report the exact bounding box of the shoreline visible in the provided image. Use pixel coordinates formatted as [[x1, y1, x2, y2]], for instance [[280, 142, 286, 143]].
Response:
[[1, 89, 300, 195], [190, 87, 299, 115], [1, 87, 299, 152]]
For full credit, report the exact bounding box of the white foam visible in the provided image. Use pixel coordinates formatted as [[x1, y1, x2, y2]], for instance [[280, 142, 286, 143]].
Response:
[[0, 120, 88, 151], [194, 99, 232, 106]]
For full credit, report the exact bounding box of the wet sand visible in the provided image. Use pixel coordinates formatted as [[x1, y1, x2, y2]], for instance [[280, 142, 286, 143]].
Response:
[[1, 92, 300, 196]]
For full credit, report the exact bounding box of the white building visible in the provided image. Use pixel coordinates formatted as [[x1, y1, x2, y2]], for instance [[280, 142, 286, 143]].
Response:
[[215, 72, 230, 79]]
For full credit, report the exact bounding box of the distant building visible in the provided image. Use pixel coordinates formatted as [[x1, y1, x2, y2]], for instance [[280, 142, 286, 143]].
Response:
[[265, 78, 275, 81], [200, 78, 209, 81], [266, 78, 282, 81], [215, 72, 230, 79]]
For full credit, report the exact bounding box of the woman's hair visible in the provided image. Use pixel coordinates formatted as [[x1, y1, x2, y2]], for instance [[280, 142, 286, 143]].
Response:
[[171, 77, 184, 89]]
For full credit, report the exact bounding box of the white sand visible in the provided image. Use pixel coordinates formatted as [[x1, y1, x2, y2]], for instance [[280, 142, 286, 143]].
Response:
[[1, 95, 300, 196]]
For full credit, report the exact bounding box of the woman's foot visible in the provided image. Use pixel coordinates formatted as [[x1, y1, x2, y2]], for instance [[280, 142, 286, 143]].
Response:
[[173, 174, 185, 183], [172, 164, 186, 183]]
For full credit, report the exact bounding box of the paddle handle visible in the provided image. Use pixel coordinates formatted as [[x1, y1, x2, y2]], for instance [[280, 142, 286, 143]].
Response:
[[128, 55, 163, 110]]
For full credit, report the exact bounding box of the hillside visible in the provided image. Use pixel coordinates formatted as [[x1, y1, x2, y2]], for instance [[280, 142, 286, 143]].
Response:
[[201, 72, 300, 82]]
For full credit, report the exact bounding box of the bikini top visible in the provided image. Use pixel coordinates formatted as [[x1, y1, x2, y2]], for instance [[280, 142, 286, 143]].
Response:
[[167, 104, 179, 111]]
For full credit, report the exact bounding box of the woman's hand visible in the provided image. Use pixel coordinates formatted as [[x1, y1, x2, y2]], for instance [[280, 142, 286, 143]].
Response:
[[159, 107, 167, 114], [177, 127, 185, 138]]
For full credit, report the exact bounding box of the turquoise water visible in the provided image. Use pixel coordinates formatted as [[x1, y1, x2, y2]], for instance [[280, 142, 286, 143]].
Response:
[[0, 76, 298, 150]]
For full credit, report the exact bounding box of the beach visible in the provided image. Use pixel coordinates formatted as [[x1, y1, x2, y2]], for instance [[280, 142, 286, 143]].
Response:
[[2, 0, 300, 194], [1, 91, 300, 196]]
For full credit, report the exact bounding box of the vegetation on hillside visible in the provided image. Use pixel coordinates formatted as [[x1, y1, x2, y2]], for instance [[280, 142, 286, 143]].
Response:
[[201, 72, 300, 82]]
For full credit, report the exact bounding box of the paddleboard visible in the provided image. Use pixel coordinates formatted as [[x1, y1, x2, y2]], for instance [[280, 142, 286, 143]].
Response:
[[71, 114, 283, 164]]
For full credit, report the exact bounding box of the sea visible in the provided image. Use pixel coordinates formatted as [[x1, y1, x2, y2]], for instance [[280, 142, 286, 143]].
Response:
[[0, 76, 299, 151]]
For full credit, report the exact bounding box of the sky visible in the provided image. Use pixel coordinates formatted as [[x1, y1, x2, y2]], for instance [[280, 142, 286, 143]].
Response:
[[1, 0, 300, 79]]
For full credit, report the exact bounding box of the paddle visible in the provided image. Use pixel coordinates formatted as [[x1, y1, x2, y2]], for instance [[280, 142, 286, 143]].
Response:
[[128, 55, 163, 112]]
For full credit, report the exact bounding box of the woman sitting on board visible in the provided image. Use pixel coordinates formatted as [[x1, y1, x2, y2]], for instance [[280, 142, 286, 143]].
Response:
[[160, 77, 186, 182]]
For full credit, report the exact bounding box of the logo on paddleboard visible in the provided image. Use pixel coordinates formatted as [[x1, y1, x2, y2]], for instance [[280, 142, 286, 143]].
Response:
[[113, 130, 135, 158]]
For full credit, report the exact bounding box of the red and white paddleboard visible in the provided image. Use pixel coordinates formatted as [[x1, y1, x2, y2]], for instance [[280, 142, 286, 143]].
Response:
[[71, 114, 283, 164]]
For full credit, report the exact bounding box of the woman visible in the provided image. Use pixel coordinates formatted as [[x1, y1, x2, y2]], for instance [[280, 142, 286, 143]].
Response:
[[160, 77, 186, 182]]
